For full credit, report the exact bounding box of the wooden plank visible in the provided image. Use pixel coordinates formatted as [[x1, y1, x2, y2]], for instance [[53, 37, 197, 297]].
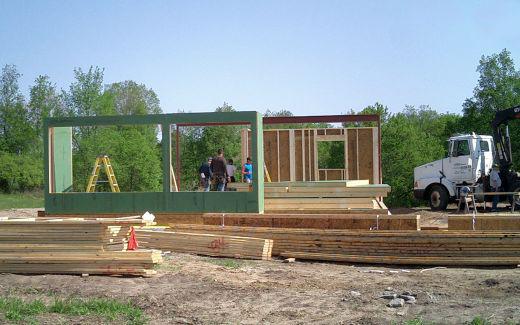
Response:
[[313, 130, 319, 180], [0, 219, 162, 276], [356, 129, 359, 179], [136, 230, 272, 260], [448, 215, 520, 231], [372, 127, 380, 184], [168, 224, 520, 266], [344, 130, 349, 180], [277, 130, 281, 182], [200, 214, 419, 230], [316, 134, 345, 141], [302, 129, 306, 181], [357, 128, 373, 183], [294, 130, 303, 181]]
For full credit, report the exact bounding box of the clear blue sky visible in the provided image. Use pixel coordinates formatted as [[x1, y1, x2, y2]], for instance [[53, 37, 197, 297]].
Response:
[[1, 0, 519, 115]]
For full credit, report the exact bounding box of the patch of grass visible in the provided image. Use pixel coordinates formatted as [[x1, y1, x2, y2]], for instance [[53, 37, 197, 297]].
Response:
[[0, 297, 46, 321], [468, 316, 492, 325], [157, 262, 182, 272], [0, 192, 43, 209], [0, 296, 146, 324], [205, 258, 246, 269], [403, 317, 429, 325]]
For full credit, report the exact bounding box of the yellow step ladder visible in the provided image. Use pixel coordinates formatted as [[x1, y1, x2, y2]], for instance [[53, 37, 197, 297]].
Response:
[[86, 155, 120, 192]]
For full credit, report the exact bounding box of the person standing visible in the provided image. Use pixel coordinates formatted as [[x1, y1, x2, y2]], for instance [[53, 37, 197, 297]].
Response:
[[199, 157, 212, 192], [211, 148, 228, 191], [226, 159, 237, 183], [490, 164, 502, 212], [225, 159, 237, 190], [242, 157, 253, 183]]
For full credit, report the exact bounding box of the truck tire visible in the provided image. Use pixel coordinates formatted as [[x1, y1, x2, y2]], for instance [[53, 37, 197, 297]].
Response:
[[429, 185, 448, 211]]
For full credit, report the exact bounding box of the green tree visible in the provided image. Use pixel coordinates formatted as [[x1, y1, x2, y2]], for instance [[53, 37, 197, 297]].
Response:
[[28, 75, 64, 138], [382, 110, 447, 206], [63, 66, 109, 117], [105, 80, 161, 115], [0, 65, 35, 154], [343, 102, 389, 127], [69, 78, 164, 192], [462, 49, 520, 168]]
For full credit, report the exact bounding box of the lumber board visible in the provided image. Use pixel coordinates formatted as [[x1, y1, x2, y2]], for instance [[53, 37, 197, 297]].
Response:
[[201, 214, 419, 230], [136, 230, 272, 260], [448, 215, 520, 231], [0, 219, 162, 276], [168, 224, 520, 266], [280, 252, 520, 266]]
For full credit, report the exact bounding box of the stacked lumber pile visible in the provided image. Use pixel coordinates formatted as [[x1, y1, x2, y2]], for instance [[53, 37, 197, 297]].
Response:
[[136, 229, 273, 260], [448, 214, 520, 231], [199, 214, 419, 230], [0, 219, 162, 276], [169, 224, 520, 266], [228, 180, 390, 212]]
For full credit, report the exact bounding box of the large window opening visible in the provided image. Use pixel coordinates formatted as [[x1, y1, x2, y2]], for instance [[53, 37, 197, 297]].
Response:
[[170, 123, 251, 192], [317, 141, 345, 180]]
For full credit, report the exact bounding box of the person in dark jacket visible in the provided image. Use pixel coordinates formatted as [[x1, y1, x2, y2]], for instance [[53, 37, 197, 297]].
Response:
[[199, 157, 212, 192], [211, 148, 228, 191]]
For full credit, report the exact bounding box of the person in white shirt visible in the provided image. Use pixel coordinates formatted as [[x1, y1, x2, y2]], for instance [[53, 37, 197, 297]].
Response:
[[225, 159, 237, 190], [490, 164, 502, 212]]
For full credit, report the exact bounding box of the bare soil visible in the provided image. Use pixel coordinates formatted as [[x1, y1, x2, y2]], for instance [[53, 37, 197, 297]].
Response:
[[1, 254, 519, 324], [0, 208, 518, 324]]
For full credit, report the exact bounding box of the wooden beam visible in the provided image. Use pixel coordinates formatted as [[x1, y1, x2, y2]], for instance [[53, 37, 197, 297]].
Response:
[[289, 130, 295, 181]]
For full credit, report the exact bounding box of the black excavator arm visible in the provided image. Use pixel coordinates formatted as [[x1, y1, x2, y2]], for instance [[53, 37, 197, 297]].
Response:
[[491, 105, 520, 172], [490, 104, 520, 192]]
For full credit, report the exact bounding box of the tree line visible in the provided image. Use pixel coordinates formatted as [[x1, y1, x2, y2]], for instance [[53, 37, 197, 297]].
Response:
[[1, 49, 519, 206]]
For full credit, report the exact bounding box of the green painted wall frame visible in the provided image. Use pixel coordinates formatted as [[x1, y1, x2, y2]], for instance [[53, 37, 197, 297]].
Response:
[[43, 112, 264, 214], [52, 127, 73, 192]]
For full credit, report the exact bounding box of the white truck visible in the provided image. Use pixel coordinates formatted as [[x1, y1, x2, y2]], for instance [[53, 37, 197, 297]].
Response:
[[413, 105, 520, 210]]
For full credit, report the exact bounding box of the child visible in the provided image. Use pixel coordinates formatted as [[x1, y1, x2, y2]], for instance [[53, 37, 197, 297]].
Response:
[[242, 157, 253, 183]]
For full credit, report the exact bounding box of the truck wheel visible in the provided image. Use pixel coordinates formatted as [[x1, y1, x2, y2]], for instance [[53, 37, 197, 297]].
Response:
[[429, 185, 448, 211]]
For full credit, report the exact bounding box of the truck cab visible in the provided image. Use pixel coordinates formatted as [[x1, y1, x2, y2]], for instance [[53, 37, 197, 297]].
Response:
[[413, 134, 494, 210]]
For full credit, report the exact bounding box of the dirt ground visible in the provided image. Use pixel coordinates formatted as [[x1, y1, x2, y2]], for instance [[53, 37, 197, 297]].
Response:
[[0, 208, 518, 324], [1, 253, 519, 324]]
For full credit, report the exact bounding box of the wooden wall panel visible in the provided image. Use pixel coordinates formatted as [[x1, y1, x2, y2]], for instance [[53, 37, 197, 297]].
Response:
[[347, 129, 358, 180], [278, 131, 291, 181], [263, 132, 279, 182], [244, 127, 379, 184], [357, 128, 373, 184]]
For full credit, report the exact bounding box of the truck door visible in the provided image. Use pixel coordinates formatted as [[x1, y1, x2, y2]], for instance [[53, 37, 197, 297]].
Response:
[[476, 139, 493, 179], [446, 139, 473, 182]]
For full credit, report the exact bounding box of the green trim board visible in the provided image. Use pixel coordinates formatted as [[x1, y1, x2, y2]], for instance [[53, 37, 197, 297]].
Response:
[[43, 111, 264, 214]]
